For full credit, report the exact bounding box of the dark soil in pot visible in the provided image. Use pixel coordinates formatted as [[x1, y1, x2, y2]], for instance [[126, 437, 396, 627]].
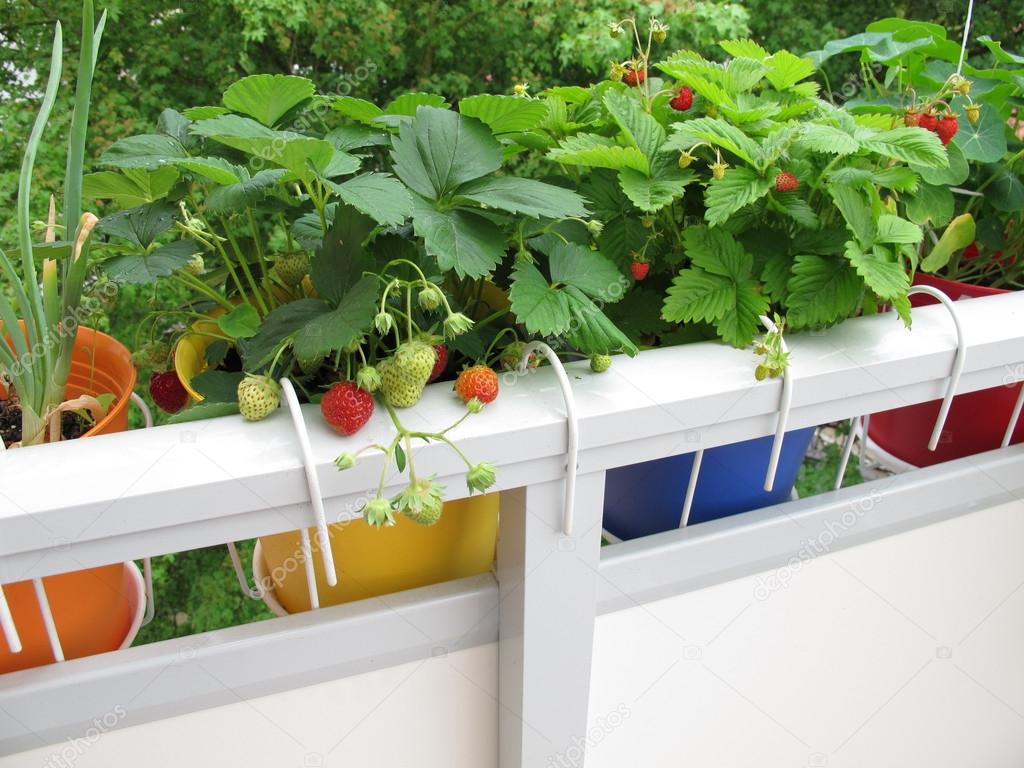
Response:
[[0, 392, 89, 448]]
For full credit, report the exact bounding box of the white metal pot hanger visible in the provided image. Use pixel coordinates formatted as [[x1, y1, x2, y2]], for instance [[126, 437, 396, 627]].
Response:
[[0, 393, 156, 663], [230, 377, 338, 611], [518, 342, 579, 537], [834, 285, 969, 487]]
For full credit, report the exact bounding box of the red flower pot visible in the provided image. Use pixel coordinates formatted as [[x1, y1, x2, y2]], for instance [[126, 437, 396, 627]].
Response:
[[868, 272, 1024, 467]]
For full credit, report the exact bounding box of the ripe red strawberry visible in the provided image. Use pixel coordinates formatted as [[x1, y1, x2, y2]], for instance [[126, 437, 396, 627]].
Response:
[[623, 66, 646, 87], [320, 380, 374, 436], [455, 365, 499, 405], [428, 344, 448, 383], [630, 260, 650, 281], [670, 86, 693, 111], [918, 111, 938, 132], [774, 171, 800, 193], [149, 371, 188, 414], [936, 115, 959, 145], [963, 242, 979, 260], [903, 110, 921, 127]]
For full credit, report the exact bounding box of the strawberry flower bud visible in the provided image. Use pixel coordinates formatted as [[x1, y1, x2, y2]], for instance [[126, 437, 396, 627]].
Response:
[[335, 452, 356, 471], [443, 312, 474, 338], [466, 462, 497, 494], [466, 397, 484, 414], [374, 311, 393, 335], [364, 497, 395, 528], [356, 365, 382, 393], [418, 283, 444, 311]]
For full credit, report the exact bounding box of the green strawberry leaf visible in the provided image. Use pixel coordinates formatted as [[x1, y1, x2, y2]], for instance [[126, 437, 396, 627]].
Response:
[[190, 371, 245, 403], [98, 134, 188, 169], [456, 176, 589, 218], [83, 166, 181, 208], [618, 168, 692, 212], [859, 127, 948, 168], [509, 261, 572, 336], [704, 168, 773, 226], [101, 239, 199, 284], [548, 134, 649, 174], [217, 304, 261, 340], [293, 276, 378, 360], [390, 106, 502, 200], [412, 199, 505, 278], [548, 242, 625, 301], [845, 241, 909, 300], [206, 169, 288, 214], [458, 95, 548, 134], [222, 74, 315, 127], [563, 286, 638, 356], [786, 254, 862, 328], [311, 205, 376, 304], [874, 215, 923, 245], [662, 268, 736, 325], [244, 298, 332, 369], [603, 90, 665, 161], [684, 226, 753, 281], [329, 173, 413, 226]]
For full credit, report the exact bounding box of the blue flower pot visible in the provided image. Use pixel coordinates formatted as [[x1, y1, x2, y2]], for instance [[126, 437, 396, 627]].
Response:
[[603, 427, 816, 540]]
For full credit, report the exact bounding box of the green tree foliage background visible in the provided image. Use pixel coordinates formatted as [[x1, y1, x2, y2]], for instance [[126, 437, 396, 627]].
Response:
[[2, 0, 1020, 242]]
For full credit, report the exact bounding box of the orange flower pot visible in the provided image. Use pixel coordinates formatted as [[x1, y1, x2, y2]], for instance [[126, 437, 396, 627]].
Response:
[[256, 494, 500, 615], [1, 324, 143, 674]]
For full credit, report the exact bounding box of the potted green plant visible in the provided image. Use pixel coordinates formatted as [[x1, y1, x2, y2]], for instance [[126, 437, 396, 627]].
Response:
[[92, 79, 638, 610], [809, 20, 1024, 466], [0, 1, 145, 673], [513, 21, 948, 537]]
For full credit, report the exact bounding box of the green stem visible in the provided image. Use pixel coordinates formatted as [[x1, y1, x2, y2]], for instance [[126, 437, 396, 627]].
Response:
[[173, 273, 235, 312], [221, 220, 268, 316]]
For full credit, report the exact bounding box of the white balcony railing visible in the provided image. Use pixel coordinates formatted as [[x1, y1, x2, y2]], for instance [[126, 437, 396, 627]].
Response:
[[1, 292, 1023, 766]]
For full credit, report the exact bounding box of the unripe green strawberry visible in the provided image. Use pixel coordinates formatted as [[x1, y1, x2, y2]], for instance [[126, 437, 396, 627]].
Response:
[[379, 340, 436, 407], [273, 252, 310, 287], [590, 354, 612, 373], [237, 374, 281, 421], [296, 354, 322, 375], [133, 340, 171, 369], [394, 478, 444, 526], [182, 253, 205, 276]]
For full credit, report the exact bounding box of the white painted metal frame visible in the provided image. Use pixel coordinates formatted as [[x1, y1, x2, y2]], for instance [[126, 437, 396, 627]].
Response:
[[1, 293, 1023, 765]]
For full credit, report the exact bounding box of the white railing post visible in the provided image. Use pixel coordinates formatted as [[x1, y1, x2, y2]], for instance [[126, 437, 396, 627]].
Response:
[[497, 471, 605, 768]]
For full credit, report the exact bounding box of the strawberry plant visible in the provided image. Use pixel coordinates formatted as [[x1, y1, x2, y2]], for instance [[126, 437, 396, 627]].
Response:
[[88, 76, 641, 527], [513, 29, 949, 365], [808, 20, 1024, 288]]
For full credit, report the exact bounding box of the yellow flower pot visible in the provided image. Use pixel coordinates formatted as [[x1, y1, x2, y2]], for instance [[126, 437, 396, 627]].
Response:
[[258, 493, 499, 614], [173, 319, 222, 401]]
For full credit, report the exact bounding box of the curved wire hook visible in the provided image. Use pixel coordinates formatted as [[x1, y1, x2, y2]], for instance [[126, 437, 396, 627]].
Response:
[[518, 342, 579, 537], [280, 378, 337, 593], [761, 315, 793, 493], [907, 285, 967, 451]]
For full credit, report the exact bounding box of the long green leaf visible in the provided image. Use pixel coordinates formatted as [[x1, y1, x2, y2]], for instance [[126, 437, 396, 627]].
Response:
[[17, 20, 64, 413]]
